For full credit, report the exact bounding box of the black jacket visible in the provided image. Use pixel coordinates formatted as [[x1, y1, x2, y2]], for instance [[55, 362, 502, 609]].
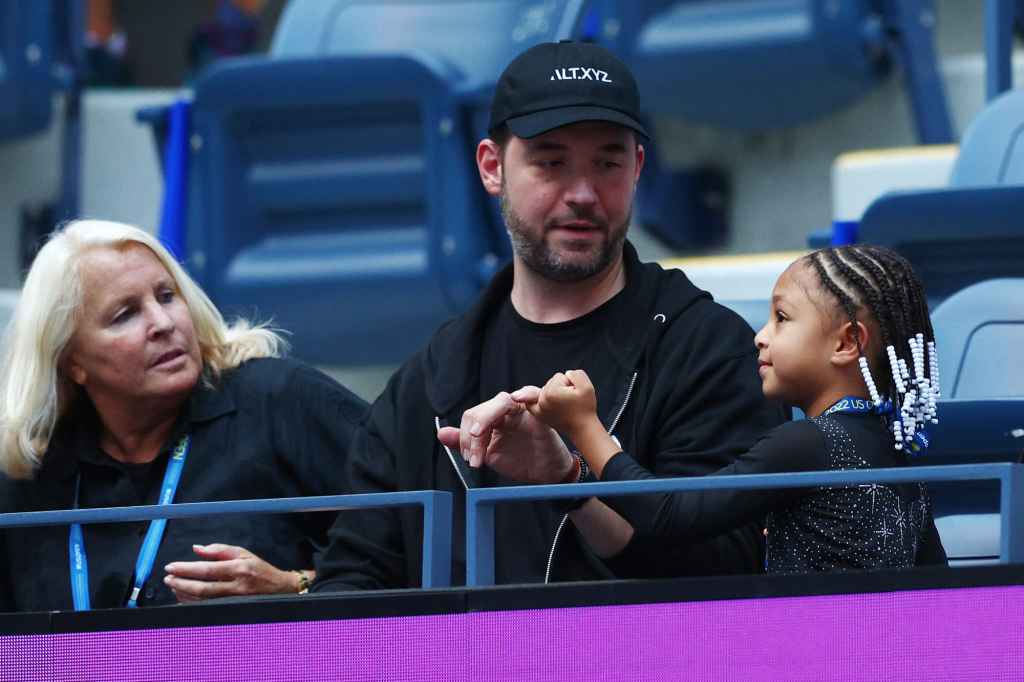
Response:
[[603, 413, 947, 571], [0, 358, 366, 612], [315, 242, 786, 591]]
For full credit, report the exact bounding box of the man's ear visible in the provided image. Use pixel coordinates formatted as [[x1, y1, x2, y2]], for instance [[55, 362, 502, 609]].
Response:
[[832, 320, 869, 367], [634, 143, 645, 184], [477, 138, 503, 197]]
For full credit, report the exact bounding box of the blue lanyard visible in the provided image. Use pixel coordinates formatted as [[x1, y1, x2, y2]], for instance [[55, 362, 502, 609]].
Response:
[[69, 435, 191, 611], [821, 395, 929, 454], [821, 395, 886, 417]]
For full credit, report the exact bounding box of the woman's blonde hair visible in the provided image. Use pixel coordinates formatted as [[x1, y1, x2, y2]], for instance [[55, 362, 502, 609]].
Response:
[[0, 219, 288, 478]]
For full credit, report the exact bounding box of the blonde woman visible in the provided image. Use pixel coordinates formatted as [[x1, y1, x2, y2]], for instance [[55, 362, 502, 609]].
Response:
[[0, 220, 366, 611]]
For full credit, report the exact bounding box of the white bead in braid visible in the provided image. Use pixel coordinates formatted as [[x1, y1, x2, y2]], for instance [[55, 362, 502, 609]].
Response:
[[910, 335, 926, 389], [858, 356, 882, 407], [886, 345, 905, 394], [927, 341, 940, 423], [893, 420, 904, 450], [898, 358, 910, 382]]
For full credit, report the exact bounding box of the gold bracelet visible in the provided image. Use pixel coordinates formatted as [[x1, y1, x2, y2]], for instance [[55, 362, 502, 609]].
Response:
[[293, 570, 311, 595]]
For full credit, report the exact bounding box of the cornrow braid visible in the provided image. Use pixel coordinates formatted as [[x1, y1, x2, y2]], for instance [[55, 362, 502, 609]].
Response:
[[844, 248, 903, 351], [806, 251, 862, 350], [869, 247, 934, 342], [804, 245, 939, 454], [827, 249, 893, 358]]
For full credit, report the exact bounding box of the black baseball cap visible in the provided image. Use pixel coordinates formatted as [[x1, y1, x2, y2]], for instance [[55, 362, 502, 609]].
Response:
[[488, 40, 648, 140]]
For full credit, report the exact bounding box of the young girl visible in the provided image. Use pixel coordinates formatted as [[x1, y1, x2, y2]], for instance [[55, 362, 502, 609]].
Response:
[[515, 245, 947, 572]]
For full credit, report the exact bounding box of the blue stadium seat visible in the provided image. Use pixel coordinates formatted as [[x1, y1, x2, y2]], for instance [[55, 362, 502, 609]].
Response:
[[182, 54, 491, 365], [269, 0, 589, 267], [950, 89, 1024, 186], [0, 1, 56, 141], [922, 281, 1024, 565], [858, 186, 1024, 305], [586, 0, 952, 250], [271, 0, 586, 95], [858, 90, 1024, 305], [142, 1, 589, 365], [931, 278, 1024, 400], [585, 0, 952, 142]]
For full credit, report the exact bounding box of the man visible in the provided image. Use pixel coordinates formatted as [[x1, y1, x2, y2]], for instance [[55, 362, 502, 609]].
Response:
[[314, 41, 784, 591]]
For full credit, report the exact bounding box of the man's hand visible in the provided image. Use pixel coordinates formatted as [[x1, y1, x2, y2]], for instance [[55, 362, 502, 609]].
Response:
[[163, 544, 309, 603], [436, 391, 575, 484], [514, 369, 598, 438]]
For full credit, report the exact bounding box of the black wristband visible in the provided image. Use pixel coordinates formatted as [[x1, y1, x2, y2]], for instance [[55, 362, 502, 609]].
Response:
[[552, 452, 595, 514]]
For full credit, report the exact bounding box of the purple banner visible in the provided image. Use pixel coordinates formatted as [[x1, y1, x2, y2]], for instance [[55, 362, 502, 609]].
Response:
[[2, 585, 1022, 681]]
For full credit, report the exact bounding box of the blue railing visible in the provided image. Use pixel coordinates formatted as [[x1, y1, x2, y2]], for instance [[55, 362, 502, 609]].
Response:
[[4, 465, 1020, 592], [0, 491, 453, 589], [465, 463, 1024, 586]]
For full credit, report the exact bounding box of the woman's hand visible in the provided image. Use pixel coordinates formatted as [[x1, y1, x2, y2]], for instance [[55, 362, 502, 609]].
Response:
[[515, 369, 598, 438], [163, 544, 312, 603]]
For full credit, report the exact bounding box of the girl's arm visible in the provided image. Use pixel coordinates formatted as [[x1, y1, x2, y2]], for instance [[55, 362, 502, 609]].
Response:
[[519, 370, 826, 548]]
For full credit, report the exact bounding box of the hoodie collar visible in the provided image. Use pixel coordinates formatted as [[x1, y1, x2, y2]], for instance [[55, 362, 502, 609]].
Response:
[[424, 240, 708, 414]]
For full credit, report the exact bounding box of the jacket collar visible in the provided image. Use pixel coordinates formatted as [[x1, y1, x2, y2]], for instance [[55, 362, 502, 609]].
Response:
[[423, 240, 708, 414], [37, 372, 236, 483]]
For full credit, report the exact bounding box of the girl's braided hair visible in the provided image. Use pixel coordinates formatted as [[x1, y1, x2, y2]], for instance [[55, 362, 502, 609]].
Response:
[[802, 245, 938, 452]]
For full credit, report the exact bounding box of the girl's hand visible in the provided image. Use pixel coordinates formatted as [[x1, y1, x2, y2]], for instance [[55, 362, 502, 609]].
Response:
[[516, 369, 598, 437]]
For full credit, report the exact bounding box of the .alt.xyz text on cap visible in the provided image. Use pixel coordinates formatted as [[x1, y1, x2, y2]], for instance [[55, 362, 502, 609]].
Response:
[[489, 40, 648, 139]]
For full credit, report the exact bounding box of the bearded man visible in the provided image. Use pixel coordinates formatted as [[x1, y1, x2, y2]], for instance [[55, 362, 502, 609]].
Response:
[[315, 41, 784, 591]]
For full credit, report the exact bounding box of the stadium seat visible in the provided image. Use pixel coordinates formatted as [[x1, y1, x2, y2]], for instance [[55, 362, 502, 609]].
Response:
[[141, 0, 588, 365], [586, 0, 953, 249], [915, 398, 1024, 567], [586, 0, 952, 142], [269, 0, 589, 267], [0, 1, 56, 141], [931, 278, 1024, 399], [180, 54, 491, 365], [271, 0, 586, 96], [858, 90, 1024, 305], [920, 280, 1024, 565], [949, 90, 1024, 186]]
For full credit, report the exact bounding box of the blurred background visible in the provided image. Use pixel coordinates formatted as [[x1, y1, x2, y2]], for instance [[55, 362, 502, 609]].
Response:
[[2, 0, 1023, 400]]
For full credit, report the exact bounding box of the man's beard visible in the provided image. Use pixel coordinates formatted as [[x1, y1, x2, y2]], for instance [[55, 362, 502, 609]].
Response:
[[500, 190, 630, 283]]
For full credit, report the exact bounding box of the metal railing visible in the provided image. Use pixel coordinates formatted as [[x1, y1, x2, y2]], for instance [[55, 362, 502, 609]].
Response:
[[0, 491, 453, 588], [465, 463, 1024, 587], [4, 464, 1021, 591]]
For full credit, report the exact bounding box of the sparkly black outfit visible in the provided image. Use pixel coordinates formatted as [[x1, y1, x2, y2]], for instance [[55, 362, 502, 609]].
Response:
[[600, 412, 947, 573]]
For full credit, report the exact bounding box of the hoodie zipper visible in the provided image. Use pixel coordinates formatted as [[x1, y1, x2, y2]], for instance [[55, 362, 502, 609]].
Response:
[[544, 370, 638, 584], [436, 416, 469, 491]]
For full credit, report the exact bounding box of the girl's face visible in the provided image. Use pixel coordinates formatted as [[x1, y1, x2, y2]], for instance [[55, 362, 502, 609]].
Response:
[[754, 261, 838, 411]]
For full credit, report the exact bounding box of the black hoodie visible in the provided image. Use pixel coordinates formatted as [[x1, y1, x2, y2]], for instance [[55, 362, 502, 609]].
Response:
[[315, 242, 786, 591]]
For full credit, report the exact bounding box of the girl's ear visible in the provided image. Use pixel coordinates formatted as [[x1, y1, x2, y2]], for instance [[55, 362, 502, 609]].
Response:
[[832, 320, 869, 367]]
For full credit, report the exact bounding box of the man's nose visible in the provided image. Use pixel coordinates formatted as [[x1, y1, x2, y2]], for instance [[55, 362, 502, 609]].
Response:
[[564, 174, 598, 207]]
